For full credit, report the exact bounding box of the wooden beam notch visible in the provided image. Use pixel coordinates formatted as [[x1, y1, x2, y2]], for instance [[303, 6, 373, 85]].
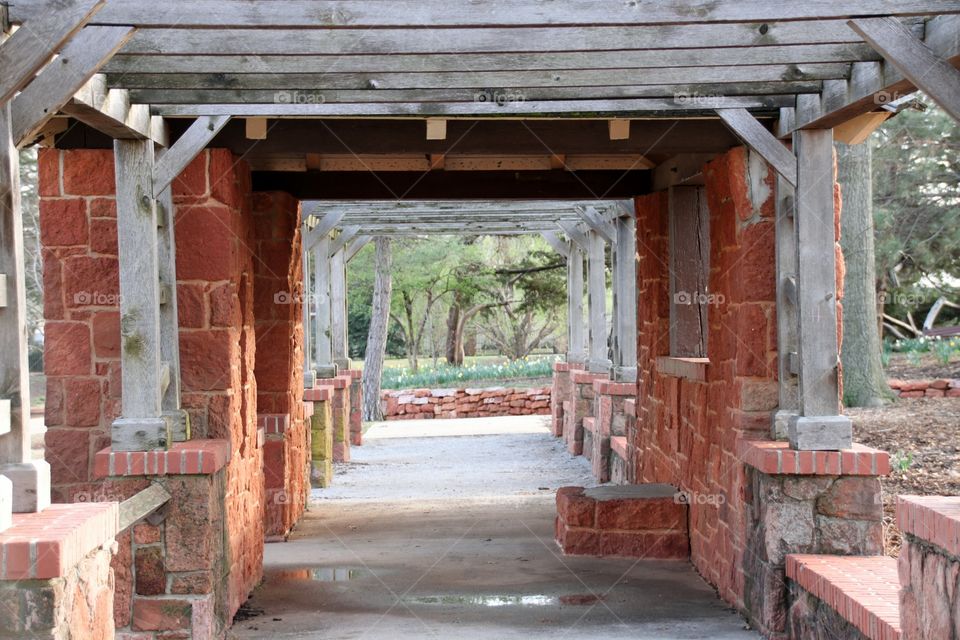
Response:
[[426, 118, 447, 140], [608, 119, 630, 140], [245, 117, 268, 140]]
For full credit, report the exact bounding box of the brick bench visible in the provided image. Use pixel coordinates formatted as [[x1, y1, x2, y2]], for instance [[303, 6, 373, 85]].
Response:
[[555, 484, 689, 559], [786, 554, 901, 640]]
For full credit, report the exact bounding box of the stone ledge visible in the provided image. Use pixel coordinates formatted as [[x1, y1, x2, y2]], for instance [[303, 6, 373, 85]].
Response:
[[347, 368, 362, 380], [94, 440, 230, 477], [738, 440, 890, 476], [896, 495, 960, 556], [304, 385, 333, 402], [786, 554, 901, 640], [888, 378, 960, 398], [258, 413, 290, 436], [570, 371, 608, 385], [553, 362, 574, 372], [623, 399, 636, 417], [0, 503, 118, 579], [656, 356, 708, 382], [610, 436, 628, 461], [582, 417, 596, 435], [593, 379, 635, 396]]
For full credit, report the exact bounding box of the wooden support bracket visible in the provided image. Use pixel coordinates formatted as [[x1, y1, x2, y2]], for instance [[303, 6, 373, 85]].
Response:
[[153, 114, 230, 196], [717, 108, 798, 185], [575, 205, 616, 243]]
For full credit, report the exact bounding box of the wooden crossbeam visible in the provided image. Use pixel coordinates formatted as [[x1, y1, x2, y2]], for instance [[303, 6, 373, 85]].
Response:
[[11, 26, 134, 147], [0, 0, 105, 105], [556, 220, 591, 252], [118, 483, 170, 530], [575, 206, 616, 243], [10, 1, 958, 28], [153, 115, 230, 196], [329, 226, 360, 257], [105, 45, 882, 75], [539, 231, 570, 258], [344, 236, 372, 263], [849, 17, 960, 122], [61, 75, 168, 145], [717, 108, 798, 185], [304, 209, 346, 249]]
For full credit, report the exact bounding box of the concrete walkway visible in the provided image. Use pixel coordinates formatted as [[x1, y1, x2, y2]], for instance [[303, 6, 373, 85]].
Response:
[[228, 416, 757, 639]]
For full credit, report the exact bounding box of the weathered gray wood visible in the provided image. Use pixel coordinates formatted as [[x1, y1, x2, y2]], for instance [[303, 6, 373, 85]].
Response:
[[586, 231, 609, 373], [0, 0, 105, 105], [0, 475, 11, 532], [330, 249, 348, 367], [773, 176, 800, 439], [131, 83, 813, 107], [112, 139, 169, 451], [108, 64, 851, 91], [155, 186, 188, 441], [789, 129, 852, 450], [153, 115, 230, 196], [612, 214, 637, 382], [567, 245, 586, 364], [312, 239, 333, 374], [11, 26, 134, 147], [61, 75, 168, 145], [668, 186, 710, 358], [304, 209, 346, 249], [105, 44, 881, 75], [11, 1, 956, 28], [575, 206, 617, 243], [717, 108, 798, 186], [556, 220, 591, 252], [301, 231, 314, 387], [155, 96, 791, 118], [344, 236, 372, 263], [118, 483, 170, 531], [539, 231, 570, 258], [328, 226, 360, 258], [115, 21, 923, 56], [849, 17, 960, 122]]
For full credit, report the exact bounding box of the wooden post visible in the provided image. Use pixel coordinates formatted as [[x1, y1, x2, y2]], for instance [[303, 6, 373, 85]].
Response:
[[668, 186, 710, 357], [586, 231, 609, 373], [773, 175, 800, 439], [302, 226, 315, 388], [313, 237, 336, 378], [330, 247, 350, 369], [612, 213, 637, 381], [0, 100, 50, 512], [566, 245, 586, 365], [788, 129, 852, 450], [111, 139, 171, 451]]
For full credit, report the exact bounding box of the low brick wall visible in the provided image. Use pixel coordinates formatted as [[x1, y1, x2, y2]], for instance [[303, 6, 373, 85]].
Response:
[[897, 496, 960, 639], [888, 378, 960, 398], [380, 386, 551, 420]]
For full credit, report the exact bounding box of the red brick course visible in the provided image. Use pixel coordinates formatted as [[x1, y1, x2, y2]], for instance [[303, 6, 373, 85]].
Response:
[[739, 440, 891, 477], [93, 440, 230, 477], [786, 554, 901, 640], [896, 495, 960, 557], [380, 386, 552, 420], [888, 378, 960, 398]]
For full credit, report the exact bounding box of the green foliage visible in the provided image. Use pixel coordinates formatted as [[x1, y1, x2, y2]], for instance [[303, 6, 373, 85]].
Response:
[[381, 356, 557, 390], [932, 338, 958, 365], [891, 451, 914, 474]]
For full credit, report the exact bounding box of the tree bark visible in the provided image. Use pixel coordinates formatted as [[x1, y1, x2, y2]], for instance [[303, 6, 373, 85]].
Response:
[[445, 303, 462, 366], [362, 238, 393, 421], [836, 142, 890, 407]]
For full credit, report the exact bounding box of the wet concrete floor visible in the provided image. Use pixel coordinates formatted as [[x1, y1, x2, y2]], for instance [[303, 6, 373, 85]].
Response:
[[228, 416, 757, 639]]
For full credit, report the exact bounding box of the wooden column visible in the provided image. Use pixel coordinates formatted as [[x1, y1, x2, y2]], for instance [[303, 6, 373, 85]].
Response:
[[330, 247, 350, 369], [586, 231, 610, 373], [788, 129, 852, 450], [773, 175, 800, 439], [112, 139, 170, 451], [611, 213, 637, 381], [566, 245, 586, 365], [155, 187, 188, 441], [313, 237, 336, 378], [668, 186, 709, 357], [0, 100, 50, 512], [301, 227, 315, 388]]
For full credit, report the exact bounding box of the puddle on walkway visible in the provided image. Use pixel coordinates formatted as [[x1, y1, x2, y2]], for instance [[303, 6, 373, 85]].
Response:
[[406, 594, 557, 607], [266, 567, 372, 583]]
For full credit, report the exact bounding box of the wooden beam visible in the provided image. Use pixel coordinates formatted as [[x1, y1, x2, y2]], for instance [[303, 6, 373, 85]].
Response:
[[304, 209, 346, 249], [773, 175, 800, 438], [330, 248, 348, 367], [112, 139, 170, 451], [539, 231, 570, 258], [118, 483, 170, 531], [426, 118, 447, 140], [717, 108, 798, 185], [301, 234, 314, 386], [11, 26, 134, 147], [329, 226, 360, 257], [11, 1, 958, 28], [155, 186, 188, 442], [245, 117, 268, 140], [832, 111, 893, 144], [611, 214, 637, 381], [312, 239, 334, 375], [61, 75, 168, 145], [576, 206, 616, 243], [788, 129, 852, 450], [668, 186, 709, 358], [0, 0, 105, 105], [585, 231, 609, 373], [344, 236, 372, 263], [608, 119, 630, 140], [849, 17, 960, 122], [153, 115, 230, 196], [557, 220, 591, 252], [566, 245, 586, 364]]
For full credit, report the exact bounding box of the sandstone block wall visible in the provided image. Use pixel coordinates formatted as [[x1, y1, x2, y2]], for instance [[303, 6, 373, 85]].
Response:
[[380, 386, 551, 420]]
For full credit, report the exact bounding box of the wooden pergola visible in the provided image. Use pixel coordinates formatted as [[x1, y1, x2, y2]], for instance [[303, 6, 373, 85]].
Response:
[[1, 1, 960, 527]]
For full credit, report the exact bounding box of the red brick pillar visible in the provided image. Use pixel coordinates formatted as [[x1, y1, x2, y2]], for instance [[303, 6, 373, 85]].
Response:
[[329, 375, 352, 462], [348, 369, 363, 446]]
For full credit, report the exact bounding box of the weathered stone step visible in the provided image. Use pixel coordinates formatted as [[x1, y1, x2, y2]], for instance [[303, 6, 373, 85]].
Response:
[[555, 484, 689, 559]]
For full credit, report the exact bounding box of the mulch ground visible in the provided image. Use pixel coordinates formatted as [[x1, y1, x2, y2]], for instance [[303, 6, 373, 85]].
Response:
[[848, 397, 960, 557], [885, 353, 960, 380]]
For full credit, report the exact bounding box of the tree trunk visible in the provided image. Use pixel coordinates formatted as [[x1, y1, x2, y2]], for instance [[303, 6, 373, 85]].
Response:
[[836, 142, 890, 407], [362, 238, 393, 421], [445, 303, 461, 365]]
